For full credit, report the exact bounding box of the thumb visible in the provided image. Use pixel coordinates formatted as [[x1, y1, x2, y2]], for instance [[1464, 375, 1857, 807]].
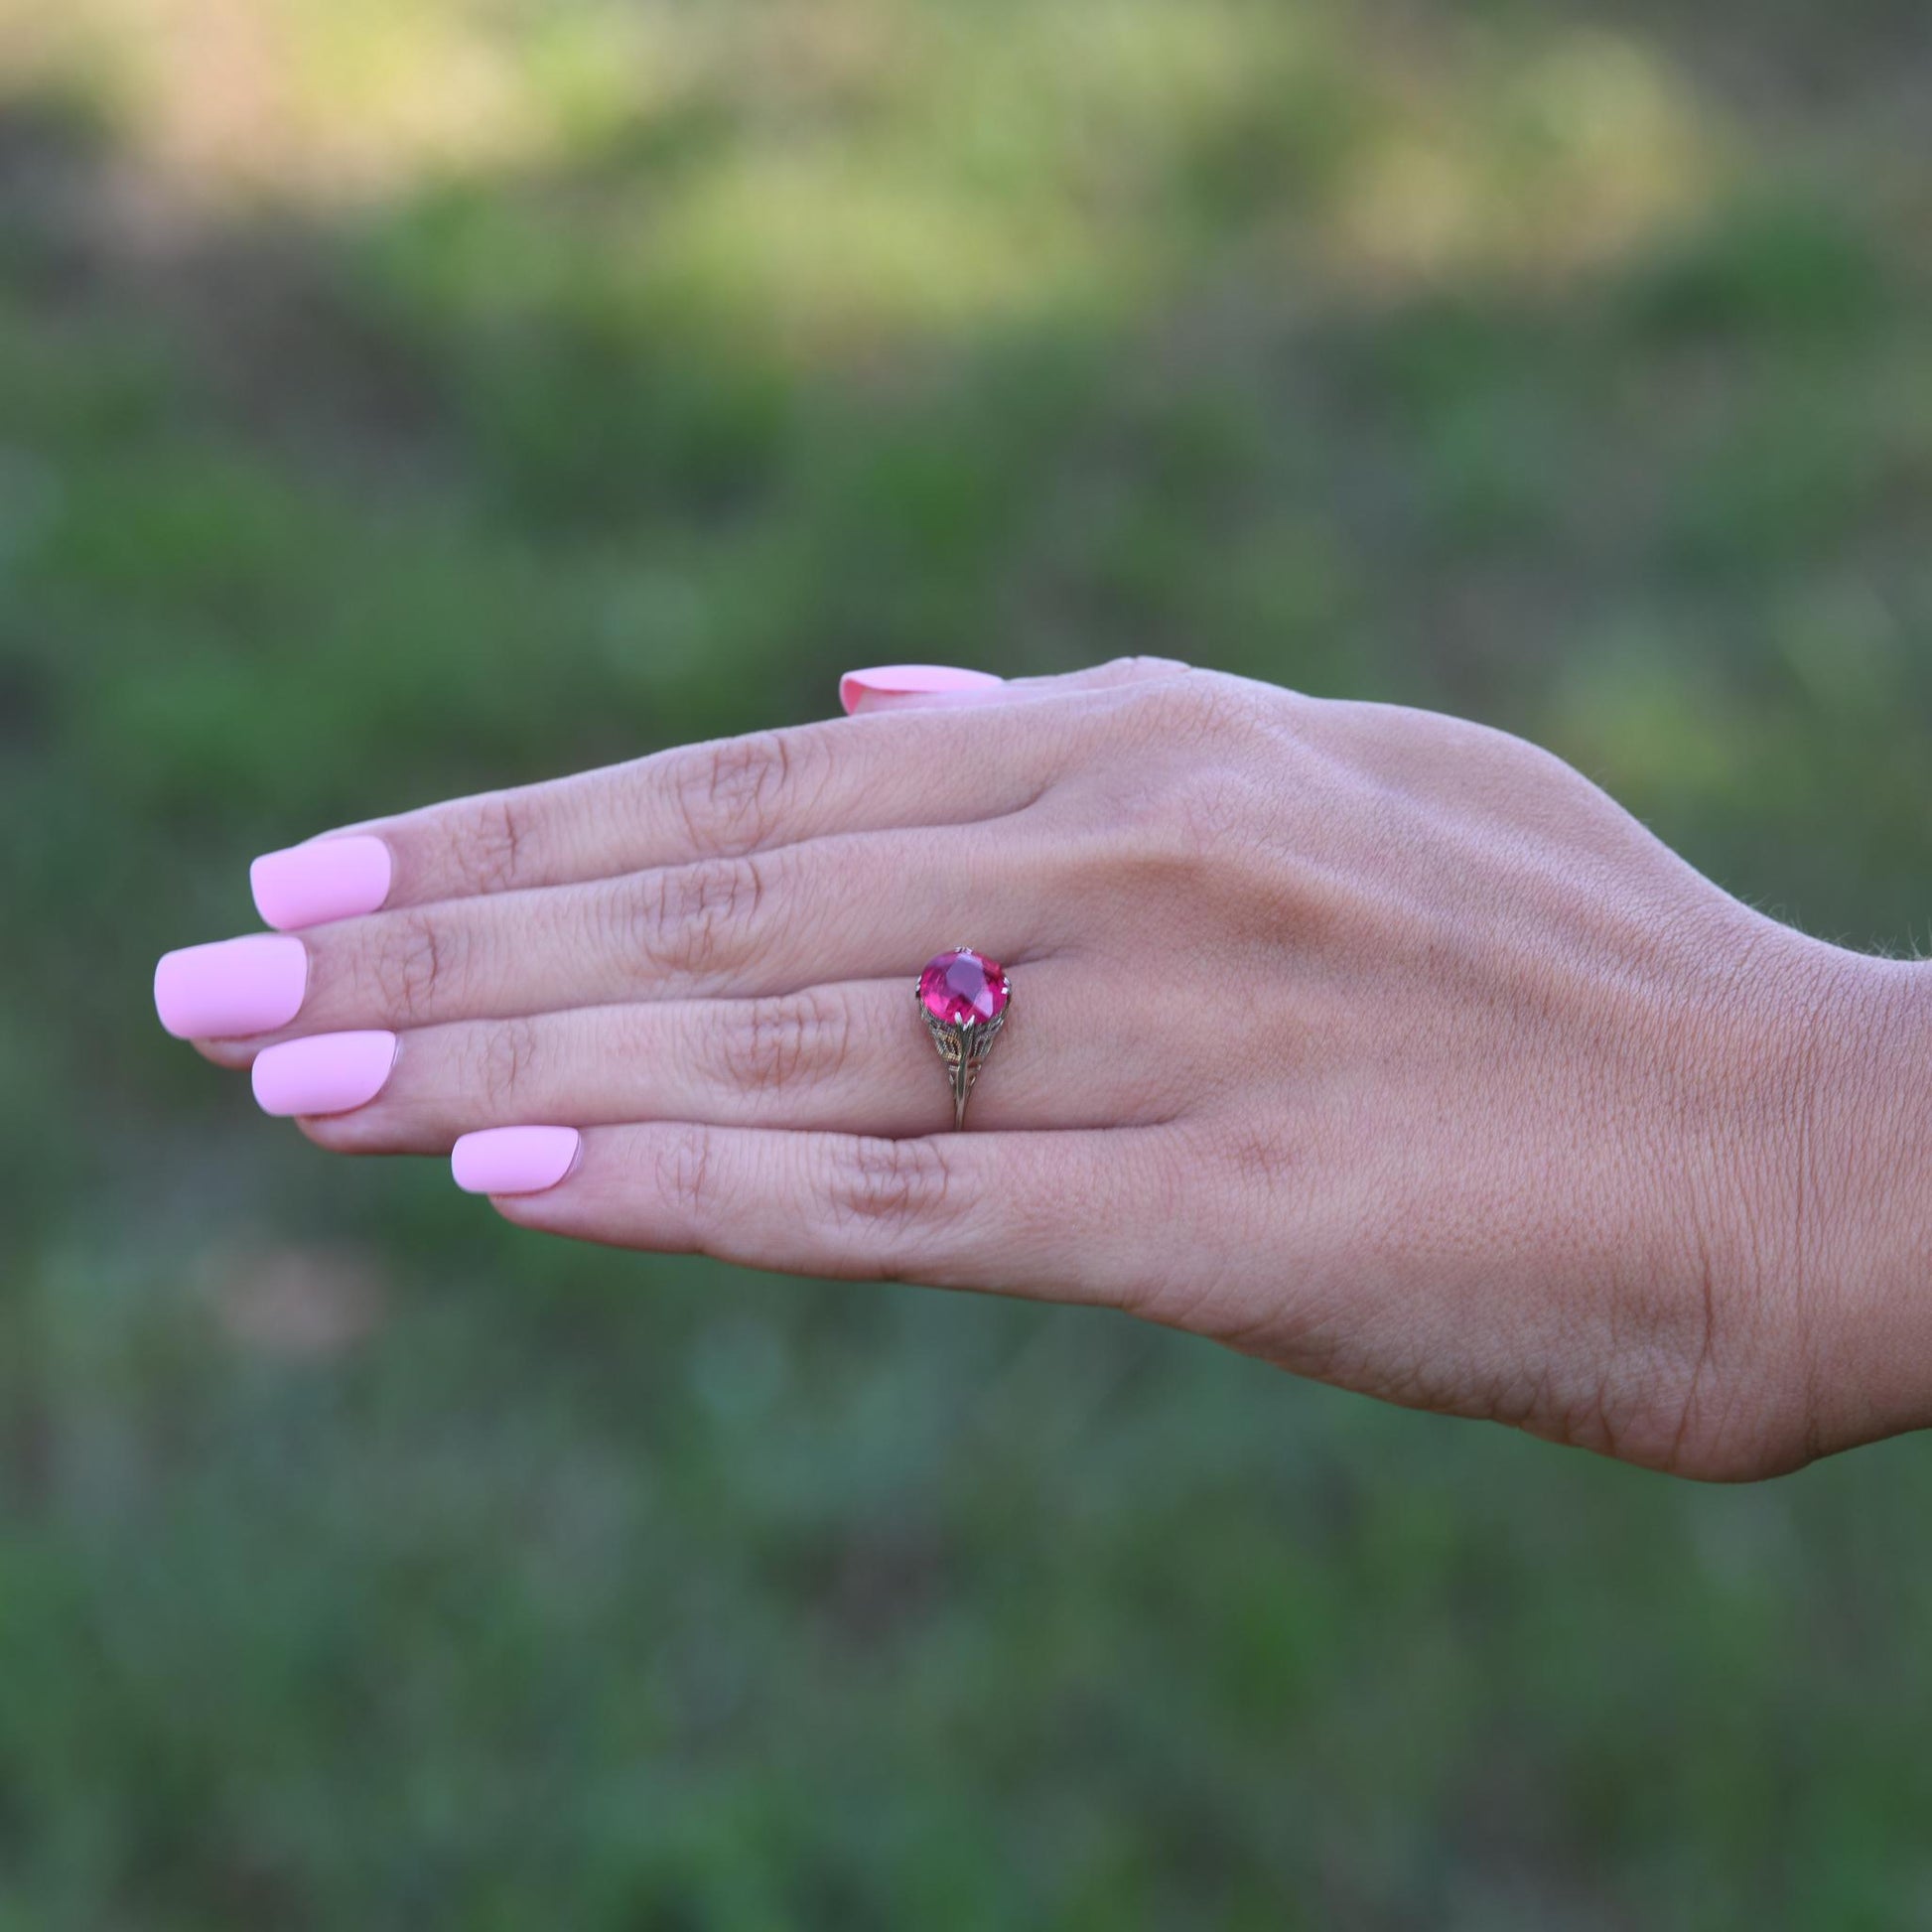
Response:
[[838, 656, 1191, 716]]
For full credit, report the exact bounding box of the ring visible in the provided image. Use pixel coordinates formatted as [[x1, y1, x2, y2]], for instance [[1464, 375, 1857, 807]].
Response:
[[916, 946, 1010, 1131]]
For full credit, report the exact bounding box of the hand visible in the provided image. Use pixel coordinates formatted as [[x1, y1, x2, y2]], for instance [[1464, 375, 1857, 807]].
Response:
[[154, 660, 1930, 1479]]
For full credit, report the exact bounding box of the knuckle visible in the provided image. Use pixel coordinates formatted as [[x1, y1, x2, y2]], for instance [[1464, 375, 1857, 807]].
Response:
[[474, 1016, 540, 1110], [651, 1122, 716, 1224], [1060, 690, 1307, 913], [1082, 759, 1268, 885], [1171, 765, 1276, 871], [823, 1136, 957, 1242], [372, 910, 467, 1023], [448, 793, 527, 897], [672, 730, 801, 858], [625, 853, 769, 982], [1142, 670, 1268, 751], [1105, 653, 1192, 683], [714, 987, 853, 1096]]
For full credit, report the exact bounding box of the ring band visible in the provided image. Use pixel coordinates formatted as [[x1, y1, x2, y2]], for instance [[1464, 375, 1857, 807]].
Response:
[[916, 946, 1010, 1131]]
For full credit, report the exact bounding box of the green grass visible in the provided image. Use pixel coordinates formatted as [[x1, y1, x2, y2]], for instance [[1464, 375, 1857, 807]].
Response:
[[3, 0, 1932, 1922]]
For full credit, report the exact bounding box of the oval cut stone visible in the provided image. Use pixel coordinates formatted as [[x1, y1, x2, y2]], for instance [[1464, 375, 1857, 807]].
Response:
[[918, 947, 1009, 1027]]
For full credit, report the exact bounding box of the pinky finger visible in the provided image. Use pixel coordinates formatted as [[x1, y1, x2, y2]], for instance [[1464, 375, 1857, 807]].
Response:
[[460, 1120, 1180, 1307]]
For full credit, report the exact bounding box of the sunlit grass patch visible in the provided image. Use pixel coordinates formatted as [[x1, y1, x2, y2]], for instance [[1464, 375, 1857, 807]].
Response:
[[1, 0, 1736, 358], [1321, 28, 1720, 288]]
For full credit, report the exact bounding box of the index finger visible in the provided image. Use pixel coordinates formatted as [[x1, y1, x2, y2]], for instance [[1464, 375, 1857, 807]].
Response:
[[247, 657, 1195, 930], [249, 702, 1035, 930]]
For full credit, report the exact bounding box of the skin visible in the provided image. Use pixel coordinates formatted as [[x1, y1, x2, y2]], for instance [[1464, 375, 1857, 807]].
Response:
[[188, 660, 1932, 1480]]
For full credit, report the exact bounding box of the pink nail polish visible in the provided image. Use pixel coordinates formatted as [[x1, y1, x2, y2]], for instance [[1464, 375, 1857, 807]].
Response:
[[154, 934, 309, 1039], [250, 834, 392, 930], [839, 664, 1007, 715], [452, 1125, 581, 1195], [252, 1031, 398, 1118]]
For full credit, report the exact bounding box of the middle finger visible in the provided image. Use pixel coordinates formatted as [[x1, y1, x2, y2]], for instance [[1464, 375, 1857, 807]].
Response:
[[173, 822, 1070, 1049]]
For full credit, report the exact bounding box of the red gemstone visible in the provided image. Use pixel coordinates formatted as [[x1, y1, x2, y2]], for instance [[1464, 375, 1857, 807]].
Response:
[[918, 947, 1009, 1027]]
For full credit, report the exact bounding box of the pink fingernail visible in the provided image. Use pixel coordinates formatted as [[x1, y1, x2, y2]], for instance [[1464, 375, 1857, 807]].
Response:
[[452, 1125, 581, 1196], [839, 664, 1007, 714], [250, 834, 392, 930], [154, 934, 309, 1039], [252, 1031, 398, 1118]]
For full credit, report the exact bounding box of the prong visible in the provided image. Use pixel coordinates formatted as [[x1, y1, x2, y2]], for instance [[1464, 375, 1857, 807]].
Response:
[[917, 965, 1008, 1131]]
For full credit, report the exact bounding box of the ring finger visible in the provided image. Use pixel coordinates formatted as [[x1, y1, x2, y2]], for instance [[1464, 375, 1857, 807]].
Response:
[[254, 964, 1188, 1150]]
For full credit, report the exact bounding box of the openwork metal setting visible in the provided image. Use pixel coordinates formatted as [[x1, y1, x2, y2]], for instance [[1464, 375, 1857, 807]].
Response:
[[921, 1001, 1008, 1132], [915, 946, 1011, 1131]]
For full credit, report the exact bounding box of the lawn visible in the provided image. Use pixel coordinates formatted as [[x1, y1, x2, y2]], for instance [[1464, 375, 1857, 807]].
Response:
[[2, 1, 1931, 1923]]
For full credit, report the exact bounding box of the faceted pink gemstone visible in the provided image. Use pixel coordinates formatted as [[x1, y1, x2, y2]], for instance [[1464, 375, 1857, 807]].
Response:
[[918, 948, 1009, 1027]]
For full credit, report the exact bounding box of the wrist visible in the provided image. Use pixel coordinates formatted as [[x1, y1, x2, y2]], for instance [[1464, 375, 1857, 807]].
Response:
[[1735, 937, 1932, 1469]]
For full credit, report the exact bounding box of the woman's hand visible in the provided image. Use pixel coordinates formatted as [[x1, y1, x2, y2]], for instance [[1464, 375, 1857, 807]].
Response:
[[154, 660, 1932, 1479]]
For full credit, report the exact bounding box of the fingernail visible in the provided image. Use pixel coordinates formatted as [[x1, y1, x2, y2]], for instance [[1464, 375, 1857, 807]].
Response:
[[839, 664, 1007, 715], [452, 1125, 581, 1196], [252, 1031, 398, 1118], [250, 834, 392, 930], [154, 934, 309, 1039]]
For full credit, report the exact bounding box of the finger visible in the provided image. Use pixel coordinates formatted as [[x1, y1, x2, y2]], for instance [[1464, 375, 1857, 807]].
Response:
[[838, 655, 1190, 715], [191, 820, 1068, 1048], [272, 965, 1183, 1152], [466, 1119, 1184, 1304], [252, 676, 1117, 927], [835, 664, 1010, 713]]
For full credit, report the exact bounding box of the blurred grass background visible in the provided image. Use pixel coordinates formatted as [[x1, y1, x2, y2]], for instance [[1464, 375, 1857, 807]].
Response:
[[2, 0, 1931, 1923]]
